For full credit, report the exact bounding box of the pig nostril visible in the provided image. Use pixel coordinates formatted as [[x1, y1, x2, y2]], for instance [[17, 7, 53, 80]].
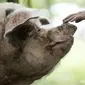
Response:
[[37, 29, 41, 32]]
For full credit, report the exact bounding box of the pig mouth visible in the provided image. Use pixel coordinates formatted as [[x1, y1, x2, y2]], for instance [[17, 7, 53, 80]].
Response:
[[46, 36, 73, 48], [46, 36, 73, 58]]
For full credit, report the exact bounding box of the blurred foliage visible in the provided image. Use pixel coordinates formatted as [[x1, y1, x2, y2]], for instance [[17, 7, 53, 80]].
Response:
[[0, 0, 6, 2], [19, 0, 32, 7], [7, 0, 18, 3], [19, 0, 85, 8], [76, 0, 85, 7], [1, 0, 85, 8]]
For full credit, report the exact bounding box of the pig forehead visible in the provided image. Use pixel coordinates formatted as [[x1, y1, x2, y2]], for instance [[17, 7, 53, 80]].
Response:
[[4, 9, 40, 35]]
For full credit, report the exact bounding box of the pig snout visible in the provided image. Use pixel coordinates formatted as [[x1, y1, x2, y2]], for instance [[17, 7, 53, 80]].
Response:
[[47, 23, 77, 43]]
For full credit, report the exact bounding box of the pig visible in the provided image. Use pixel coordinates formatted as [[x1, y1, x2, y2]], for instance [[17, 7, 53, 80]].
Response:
[[0, 3, 77, 85]]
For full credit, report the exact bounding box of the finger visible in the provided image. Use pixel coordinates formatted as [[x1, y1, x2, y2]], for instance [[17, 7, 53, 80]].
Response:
[[70, 16, 83, 23], [63, 15, 75, 23], [63, 14, 74, 20], [63, 14, 75, 22], [70, 17, 77, 22]]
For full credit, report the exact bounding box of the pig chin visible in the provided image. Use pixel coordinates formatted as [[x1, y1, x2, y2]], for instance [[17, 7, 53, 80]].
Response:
[[54, 38, 73, 56], [46, 35, 74, 58]]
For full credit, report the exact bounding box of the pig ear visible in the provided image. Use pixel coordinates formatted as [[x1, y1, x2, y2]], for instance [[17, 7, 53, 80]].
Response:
[[4, 9, 39, 36], [5, 21, 36, 40]]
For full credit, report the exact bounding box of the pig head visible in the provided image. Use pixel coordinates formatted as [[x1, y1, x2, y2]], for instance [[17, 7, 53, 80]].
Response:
[[0, 3, 77, 85]]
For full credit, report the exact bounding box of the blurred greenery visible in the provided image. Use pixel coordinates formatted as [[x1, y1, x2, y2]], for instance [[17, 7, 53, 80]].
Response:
[[0, 0, 6, 2], [18, 0, 85, 8], [1, 0, 85, 8]]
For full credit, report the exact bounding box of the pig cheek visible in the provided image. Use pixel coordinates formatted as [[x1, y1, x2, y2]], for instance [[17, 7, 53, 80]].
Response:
[[51, 44, 65, 57], [51, 38, 73, 58]]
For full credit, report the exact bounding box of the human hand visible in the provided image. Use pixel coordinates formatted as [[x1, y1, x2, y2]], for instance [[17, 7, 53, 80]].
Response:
[[63, 11, 85, 23]]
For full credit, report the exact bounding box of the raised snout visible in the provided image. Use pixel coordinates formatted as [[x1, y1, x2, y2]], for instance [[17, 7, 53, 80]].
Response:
[[47, 23, 77, 43]]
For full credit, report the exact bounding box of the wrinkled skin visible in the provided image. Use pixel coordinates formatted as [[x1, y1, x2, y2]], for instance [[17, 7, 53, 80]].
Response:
[[0, 3, 77, 85], [63, 11, 85, 23]]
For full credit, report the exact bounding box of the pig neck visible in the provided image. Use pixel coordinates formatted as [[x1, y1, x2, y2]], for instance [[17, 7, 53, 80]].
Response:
[[0, 36, 22, 62]]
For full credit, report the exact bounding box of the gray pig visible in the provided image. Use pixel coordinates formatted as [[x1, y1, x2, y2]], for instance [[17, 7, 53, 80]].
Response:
[[0, 3, 77, 85]]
